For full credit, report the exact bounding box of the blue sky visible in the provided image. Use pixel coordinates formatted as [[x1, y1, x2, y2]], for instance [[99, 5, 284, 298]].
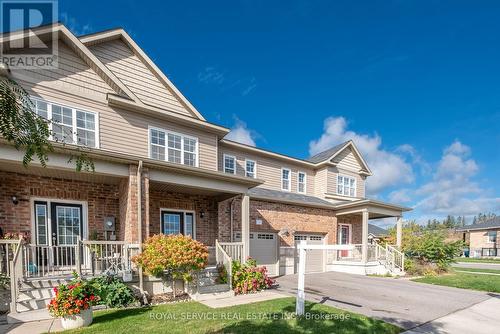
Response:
[[59, 0, 499, 223]]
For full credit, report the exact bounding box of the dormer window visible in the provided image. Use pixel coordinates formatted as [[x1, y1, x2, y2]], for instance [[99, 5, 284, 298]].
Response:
[[337, 175, 356, 197]]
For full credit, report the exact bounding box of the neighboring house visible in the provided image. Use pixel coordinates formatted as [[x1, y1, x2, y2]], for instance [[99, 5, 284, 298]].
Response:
[[457, 217, 500, 258], [368, 224, 389, 244], [0, 24, 410, 312]]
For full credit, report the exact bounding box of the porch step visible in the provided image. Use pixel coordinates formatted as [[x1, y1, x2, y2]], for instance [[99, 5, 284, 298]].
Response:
[[21, 277, 71, 289], [197, 276, 220, 287], [198, 283, 231, 294], [18, 287, 55, 300], [16, 296, 52, 312], [191, 290, 235, 301]]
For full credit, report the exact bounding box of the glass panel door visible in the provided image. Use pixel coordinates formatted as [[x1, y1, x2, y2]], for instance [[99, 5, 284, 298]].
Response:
[[184, 213, 193, 237], [50, 203, 83, 266], [339, 225, 351, 257]]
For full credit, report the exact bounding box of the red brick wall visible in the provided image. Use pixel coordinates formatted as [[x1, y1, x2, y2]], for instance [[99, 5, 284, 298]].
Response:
[[219, 197, 338, 246], [0, 171, 120, 240], [148, 190, 218, 246], [337, 215, 363, 243]]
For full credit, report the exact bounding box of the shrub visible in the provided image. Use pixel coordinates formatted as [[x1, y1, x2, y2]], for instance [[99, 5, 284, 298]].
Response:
[[89, 275, 136, 308], [0, 273, 9, 289], [48, 274, 99, 317], [133, 234, 208, 281], [216, 264, 228, 284], [231, 257, 275, 295]]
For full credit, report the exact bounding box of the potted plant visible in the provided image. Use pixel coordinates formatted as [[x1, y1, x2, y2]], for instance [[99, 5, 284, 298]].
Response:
[[48, 274, 99, 329]]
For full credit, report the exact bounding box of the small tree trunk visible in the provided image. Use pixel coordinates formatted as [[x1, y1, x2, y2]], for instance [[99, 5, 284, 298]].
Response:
[[172, 279, 176, 298]]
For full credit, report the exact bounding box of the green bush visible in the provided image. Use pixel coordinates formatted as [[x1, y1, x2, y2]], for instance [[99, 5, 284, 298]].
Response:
[[0, 273, 9, 289], [89, 275, 137, 308], [404, 230, 463, 273], [231, 257, 275, 295]]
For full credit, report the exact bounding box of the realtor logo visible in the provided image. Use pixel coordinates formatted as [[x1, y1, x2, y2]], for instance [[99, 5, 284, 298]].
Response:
[[0, 0, 58, 69]]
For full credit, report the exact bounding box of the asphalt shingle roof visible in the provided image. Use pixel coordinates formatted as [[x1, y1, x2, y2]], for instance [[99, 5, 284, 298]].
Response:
[[368, 224, 389, 237], [307, 141, 351, 164], [248, 187, 335, 208], [456, 217, 500, 231]]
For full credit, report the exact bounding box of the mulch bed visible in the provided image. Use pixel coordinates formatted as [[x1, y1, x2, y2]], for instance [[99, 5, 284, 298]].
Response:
[[150, 292, 190, 305]]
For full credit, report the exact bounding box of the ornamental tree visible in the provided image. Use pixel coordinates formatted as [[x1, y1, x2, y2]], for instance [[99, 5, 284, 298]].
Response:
[[132, 234, 208, 297]]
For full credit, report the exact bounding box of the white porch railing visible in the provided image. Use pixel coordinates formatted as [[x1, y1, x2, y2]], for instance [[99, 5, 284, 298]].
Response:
[[219, 242, 244, 263], [386, 244, 405, 272], [325, 244, 378, 264], [0, 239, 21, 277], [215, 240, 232, 288]]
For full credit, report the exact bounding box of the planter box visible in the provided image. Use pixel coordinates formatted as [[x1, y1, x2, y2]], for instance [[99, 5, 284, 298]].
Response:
[[61, 308, 93, 330]]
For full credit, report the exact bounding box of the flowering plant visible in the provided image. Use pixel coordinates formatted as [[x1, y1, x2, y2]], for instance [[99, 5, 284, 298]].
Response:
[[48, 274, 99, 317], [232, 257, 275, 295], [132, 234, 208, 281], [2, 232, 30, 241]]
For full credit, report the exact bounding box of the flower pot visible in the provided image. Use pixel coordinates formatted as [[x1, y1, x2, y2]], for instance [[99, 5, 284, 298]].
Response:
[[61, 308, 93, 329]]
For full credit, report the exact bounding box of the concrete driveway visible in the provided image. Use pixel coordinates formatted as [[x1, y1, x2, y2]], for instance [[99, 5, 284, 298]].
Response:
[[276, 271, 495, 330]]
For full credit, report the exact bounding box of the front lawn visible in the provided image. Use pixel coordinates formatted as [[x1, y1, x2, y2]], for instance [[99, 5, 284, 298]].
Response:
[[454, 257, 500, 264], [412, 271, 500, 293], [61, 297, 400, 334], [453, 267, 500, 274]]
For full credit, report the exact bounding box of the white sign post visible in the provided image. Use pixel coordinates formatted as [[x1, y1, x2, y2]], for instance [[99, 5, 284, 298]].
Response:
[[296, 240, 306, 316]]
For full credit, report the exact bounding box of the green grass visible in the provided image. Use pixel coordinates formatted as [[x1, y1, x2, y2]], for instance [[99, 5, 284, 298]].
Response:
[[454, 257, 500, 264], [412, 271, 500, 293], [454, 267, 500, 274], [60, 297, 400, 334]]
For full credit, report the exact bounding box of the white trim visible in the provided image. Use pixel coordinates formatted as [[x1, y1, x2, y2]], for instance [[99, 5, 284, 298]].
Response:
[[31, 97, 100, 149], [338, 223, 353, 244], [486, 231, 497, 244], [29, 197, 89, 246], [297, 171, 306, 194], [159, 208, 196, 239], [223, 154, 237, 175], [281, 167, 291, 192], [148, 125, 199, 167], [337, 174, 357, 198], [245, 159, 257, 178]]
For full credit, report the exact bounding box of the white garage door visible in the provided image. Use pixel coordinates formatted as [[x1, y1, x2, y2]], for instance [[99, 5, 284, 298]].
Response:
[[234, 232, 279, 277], [294, 234, 325, 273]]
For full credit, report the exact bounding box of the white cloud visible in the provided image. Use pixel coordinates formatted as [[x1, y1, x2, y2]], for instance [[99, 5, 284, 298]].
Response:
[[415, 140, 500, 217], [388, 189, 412, 204], [198, 67, 225, 85], [225, 118, 256, 147], [60, 12, 93, 36], [309, 117, 414, 195]]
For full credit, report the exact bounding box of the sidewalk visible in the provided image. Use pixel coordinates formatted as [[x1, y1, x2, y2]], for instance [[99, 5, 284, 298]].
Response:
[[0, 318, 63, 333], [403, 296, 500, 334], [199, 290, 287, 308]]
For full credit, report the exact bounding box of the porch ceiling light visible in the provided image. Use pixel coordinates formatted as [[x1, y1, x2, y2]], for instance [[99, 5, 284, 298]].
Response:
[[11, 196, 18, 205]]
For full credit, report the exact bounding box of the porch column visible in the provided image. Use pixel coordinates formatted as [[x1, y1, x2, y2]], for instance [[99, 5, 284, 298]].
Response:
[[361, 210, 369, 263], [396, 215, 403, 248], [241, 194, 250, 261]]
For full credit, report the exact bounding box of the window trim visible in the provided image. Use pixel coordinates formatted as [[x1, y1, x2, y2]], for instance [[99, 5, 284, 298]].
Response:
[[487, 231, 497, 243], [281, 167, 291, 192], [148, 126, 199, 167], [245, 159, 257, 178], [159, 208, 196, 239], [31, 97, 100, 149], [223, 154, 236, 174], [337, 174, 357, 197], [297, 171, 307, 194]]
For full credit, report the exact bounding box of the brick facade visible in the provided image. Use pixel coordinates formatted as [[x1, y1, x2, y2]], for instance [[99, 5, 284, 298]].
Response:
[[218, 197, 343, 246], [0, 171, 120, 240]]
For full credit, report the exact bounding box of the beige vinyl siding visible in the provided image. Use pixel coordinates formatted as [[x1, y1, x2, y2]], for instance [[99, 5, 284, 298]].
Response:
[[218, 147, 315, 195], [15, 82, 218, 171], [469, 229, 500, 249], [11, 41, 114, 100], [314, 167, 328, 198], [88, 39, 196, 118], [332, 147, 363, 172]]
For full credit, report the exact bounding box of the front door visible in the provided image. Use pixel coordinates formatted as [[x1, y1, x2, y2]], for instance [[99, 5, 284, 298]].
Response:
[[339, 224, 351, 257]]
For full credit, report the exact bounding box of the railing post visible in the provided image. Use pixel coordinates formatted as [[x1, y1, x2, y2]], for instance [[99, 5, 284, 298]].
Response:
[[9, 260, 16, 313], [76, 240, 82, 277]]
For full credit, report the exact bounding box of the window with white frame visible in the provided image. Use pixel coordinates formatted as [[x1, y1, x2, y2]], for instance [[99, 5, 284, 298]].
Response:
[[245, 159, 256, 178], [282, 168, 291, 191], [298, 171, 306, 194], [337, 175, 356, 197], [149, 127, 198, 166], [487, 231, 497, 243], [33, 99, 98, 148], [224, 154, 236, 174]]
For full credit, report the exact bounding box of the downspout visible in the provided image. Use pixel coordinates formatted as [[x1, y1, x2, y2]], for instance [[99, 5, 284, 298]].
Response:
[[137, 160, 146, 303], [230, 198, 236, 242]]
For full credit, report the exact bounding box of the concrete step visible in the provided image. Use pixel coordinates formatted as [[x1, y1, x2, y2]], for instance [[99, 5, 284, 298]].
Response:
[[16, 296, 52, 312], [21, 277, 71, 289], [191, 290, 235, 301], [7, 308, 52, 324], [198, 283, 231, 294], [197, 276, 222, 287], [18, 287, 55, 300]]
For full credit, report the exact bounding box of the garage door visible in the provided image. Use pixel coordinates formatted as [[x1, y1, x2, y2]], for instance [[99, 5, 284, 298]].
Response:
[[294, 234, 325, 273], [234, 232, 279, 277]]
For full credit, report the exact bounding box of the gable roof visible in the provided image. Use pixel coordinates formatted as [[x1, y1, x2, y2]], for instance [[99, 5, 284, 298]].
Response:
[[368, 224, 389, 237], [456, 217, 500, 232], [307, 140, 372, 175], [79, 28, 206, 121]]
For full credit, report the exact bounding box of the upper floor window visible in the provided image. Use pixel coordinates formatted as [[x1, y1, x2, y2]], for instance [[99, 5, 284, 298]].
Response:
[[282, 168, 291, 191], [224, 154, 236, 174], [245, 159, 256, 178], [488, 231, 497, 243], [149, 127, 198, 167], [33, 99, 99, 148], [337, 175, 356, 197], [297, 171, 306, 194]]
